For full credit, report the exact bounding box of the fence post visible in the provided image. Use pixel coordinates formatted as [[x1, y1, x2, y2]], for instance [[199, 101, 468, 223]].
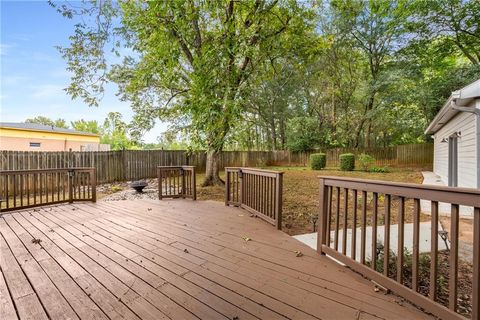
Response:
[[317, 178, 328, 255], [275, 172, 283, 230]]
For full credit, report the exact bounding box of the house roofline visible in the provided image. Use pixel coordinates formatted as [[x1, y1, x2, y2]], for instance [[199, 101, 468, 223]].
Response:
[[425, 79, 480, 135], [0, 124, 100, 138]]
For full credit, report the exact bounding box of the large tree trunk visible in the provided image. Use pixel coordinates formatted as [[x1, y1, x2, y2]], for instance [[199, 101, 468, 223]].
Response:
[[202, 149, 224, 186]]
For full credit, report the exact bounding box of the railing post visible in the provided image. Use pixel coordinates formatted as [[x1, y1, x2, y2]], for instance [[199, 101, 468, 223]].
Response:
[[91, 168, 96, 202], [238, 169, 243, 206], [275, 172, 283, 230], [158, 168, 163, 200], [225, 169, 230, 206], [317, 178, 328, 255], [181, 168, 186, 199], [68, 169, 74, 203], [191, 166, 196, 200]]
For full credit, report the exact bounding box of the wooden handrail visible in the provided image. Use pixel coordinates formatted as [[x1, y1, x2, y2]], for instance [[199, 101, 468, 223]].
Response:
[[317, 176, 479, 320], [0, 168, 96, 212], [225, 167, 283, 230], [157, 166, 196, 200]]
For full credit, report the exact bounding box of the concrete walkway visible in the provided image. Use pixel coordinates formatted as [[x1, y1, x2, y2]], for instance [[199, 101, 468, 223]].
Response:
[[293, 222, 448, 260]]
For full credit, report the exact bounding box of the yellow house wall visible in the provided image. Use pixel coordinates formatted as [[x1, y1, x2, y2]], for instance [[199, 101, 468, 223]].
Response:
[[0, 128, 100, 151]]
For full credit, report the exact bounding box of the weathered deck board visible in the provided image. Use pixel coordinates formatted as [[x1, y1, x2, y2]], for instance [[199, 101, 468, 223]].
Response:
[[0, 200, 434, 320]]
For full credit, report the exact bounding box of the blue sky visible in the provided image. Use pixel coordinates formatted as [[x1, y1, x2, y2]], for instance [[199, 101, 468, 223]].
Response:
[[0, 1, 164, 142]]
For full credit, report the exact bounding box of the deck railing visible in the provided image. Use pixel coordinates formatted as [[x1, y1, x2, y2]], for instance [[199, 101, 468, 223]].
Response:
[[0, 168, 96, 212], [317, 176, 480, 320], [157, 166, 196, 200], [225, 167, 283, 229]]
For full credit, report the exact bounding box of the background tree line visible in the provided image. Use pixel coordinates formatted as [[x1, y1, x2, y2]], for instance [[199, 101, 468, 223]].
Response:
[[52, 0, 479, 185]]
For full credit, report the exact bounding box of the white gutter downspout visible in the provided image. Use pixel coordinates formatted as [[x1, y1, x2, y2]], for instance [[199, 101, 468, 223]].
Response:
[[451, 99, 480, 188]]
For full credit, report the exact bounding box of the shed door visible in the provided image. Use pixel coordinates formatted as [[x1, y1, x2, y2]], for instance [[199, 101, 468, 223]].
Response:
[[448, 136, 458, 187]]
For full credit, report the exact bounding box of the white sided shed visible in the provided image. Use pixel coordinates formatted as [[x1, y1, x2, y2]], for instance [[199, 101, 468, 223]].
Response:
[[425, 79, 480, 189]]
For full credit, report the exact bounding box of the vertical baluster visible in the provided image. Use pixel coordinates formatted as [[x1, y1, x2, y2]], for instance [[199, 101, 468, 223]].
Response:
[[334, 187, 340, 251], [430, 201, 439, 301], [397, 197, 405, 283], [62, 171, 66, 201], [13, 174, 17, 208], [236, 171, 239, 203], [26, 173, 30, 206], [33, 173, 37, 205], [83, 172, 86, 199], [342, 188, 348, 255], [372, 193, 378, 270], [87, 173, 91, 199], [4, 175, 9, 209], [326, 186, 332, 248], [56, 172, 60, 202], [20, 174, 24, 207], [412, 198, 420, 292], [40, 172, 44, 204], [449, 204, 459, 311], [384, 194, 391, 277], [264, 176, 268, 216], [361, 191, 367, 264], [351, 190, 357, 260]]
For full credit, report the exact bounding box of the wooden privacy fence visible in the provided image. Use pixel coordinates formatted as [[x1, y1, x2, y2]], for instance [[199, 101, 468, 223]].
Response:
[[157, 166, 196, 200], [317, 176, 480, 320], [0, 168, 96, 212], [0, 144, 433, 184], [225, 167, 283, 229]]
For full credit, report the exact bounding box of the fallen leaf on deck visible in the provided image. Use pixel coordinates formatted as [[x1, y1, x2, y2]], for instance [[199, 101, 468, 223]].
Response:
[[31, 238, 42, 244], [242, 236, 251, 242], [147, 208, 152, 211], [294, 250, 303, 257], [184, 249, 189, 253]]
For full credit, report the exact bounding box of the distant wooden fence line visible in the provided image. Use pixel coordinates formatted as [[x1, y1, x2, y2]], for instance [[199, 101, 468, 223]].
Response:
[[1, 144, 432, 184]]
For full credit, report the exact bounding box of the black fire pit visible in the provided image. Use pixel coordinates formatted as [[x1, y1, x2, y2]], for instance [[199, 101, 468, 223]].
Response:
[[130, 180, 148, 193]]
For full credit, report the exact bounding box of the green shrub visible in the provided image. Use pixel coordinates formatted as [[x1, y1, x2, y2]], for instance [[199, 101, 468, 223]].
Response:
[[358, 153, 375, 171], [369, 166, 389, 173], [310, 153, 326, 170], [339, 153, 355, 171]]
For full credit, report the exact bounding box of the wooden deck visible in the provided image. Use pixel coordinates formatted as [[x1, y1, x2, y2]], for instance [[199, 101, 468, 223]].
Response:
[[0, 199, 433, 320]]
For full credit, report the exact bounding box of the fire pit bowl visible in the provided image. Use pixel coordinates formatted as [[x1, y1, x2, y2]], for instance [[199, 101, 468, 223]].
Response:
[[130, 180, 148, 193]]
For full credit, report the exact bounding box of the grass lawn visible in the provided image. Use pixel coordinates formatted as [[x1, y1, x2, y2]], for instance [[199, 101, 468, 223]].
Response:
[[196, 166, 425, 235]]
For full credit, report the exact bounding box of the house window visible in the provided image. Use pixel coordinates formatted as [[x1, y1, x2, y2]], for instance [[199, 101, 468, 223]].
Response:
[[29, 142, 41, 148]]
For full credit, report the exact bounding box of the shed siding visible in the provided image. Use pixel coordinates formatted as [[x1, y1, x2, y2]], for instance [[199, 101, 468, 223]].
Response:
[[433, 102, 478, 188]]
